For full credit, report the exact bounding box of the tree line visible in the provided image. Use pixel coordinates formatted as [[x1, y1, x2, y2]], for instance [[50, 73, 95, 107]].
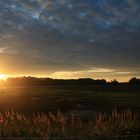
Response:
[[0, 77, 140, 87]]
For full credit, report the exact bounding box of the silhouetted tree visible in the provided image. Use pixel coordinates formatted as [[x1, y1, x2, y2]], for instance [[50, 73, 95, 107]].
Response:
[[129, 77, 140, 85], [111, 79, 119, 86]]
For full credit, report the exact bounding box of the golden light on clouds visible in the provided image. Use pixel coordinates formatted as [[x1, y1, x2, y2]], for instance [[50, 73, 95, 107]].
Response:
[[87, 68, 114, 73], [47, 68, 133, 82], [48, 68, 115, 78]]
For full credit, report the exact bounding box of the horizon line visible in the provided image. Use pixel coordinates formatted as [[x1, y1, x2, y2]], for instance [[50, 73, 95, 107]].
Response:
[[0, 75, 139, 83]]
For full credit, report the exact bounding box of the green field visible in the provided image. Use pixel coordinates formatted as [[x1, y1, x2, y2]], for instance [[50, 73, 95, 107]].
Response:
[[0, 86, 140, 113]]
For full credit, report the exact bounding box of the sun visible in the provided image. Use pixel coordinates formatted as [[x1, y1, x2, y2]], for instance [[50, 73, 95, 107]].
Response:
[[0, 74, 7, 80]]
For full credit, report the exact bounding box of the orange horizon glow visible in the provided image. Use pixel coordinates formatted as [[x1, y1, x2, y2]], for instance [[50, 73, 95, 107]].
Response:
[[0, 68, 138, 82]]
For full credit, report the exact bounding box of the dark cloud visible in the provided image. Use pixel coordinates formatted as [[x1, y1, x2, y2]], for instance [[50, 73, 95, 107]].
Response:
[[0, 0, 140, 79]]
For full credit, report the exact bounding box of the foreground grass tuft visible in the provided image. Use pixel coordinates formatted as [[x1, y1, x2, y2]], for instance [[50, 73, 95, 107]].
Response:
[[0, 109, 140, 139]]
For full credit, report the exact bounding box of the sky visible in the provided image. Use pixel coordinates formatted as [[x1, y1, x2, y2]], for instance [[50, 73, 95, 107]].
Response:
[[0, 0, 140, 81]]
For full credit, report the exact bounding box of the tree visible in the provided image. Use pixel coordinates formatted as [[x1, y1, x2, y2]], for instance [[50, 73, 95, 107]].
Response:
[[111, 79, 119, 86], [129, 77, 140, 85]]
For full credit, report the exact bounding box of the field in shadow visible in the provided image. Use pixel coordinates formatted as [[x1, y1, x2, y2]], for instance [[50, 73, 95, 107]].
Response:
[[0, 86, 140, 113], [0, 85, 140, 139]]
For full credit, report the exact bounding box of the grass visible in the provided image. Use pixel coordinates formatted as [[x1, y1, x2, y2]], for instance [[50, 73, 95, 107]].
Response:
[[0, 86, 140, 113], [0, 86, 140, 139], [0, 109, 140, 139]]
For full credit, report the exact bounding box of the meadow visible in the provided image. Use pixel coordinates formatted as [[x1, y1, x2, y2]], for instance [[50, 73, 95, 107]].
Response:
[[0, 86, 140, 139], [0, 86, 140, 113]]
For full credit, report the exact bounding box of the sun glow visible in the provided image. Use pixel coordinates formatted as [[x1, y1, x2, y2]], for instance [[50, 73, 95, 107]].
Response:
[[0, 74, 7, 80]]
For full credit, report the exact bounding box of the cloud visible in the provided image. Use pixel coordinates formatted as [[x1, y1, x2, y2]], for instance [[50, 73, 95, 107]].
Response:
[[87, 68, 114, 73], [0, 0, 140, 80], [47, 68, 137, 82]]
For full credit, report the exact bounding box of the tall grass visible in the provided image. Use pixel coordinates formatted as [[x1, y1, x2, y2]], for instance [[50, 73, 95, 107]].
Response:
[[0, 109, 140, 139]]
